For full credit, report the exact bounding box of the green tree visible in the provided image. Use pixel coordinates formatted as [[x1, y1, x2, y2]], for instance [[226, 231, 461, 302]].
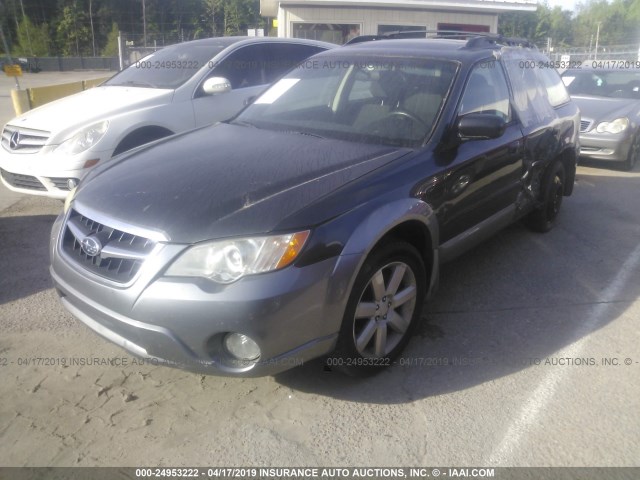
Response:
[[225, 0, 261, 35], [499, 3, 574, 49], [548, 7, 573, 47], [56, 5, 92, 56], [498, 11, 538, 41], [102, 22, 119, 56], [15, 15, 50, 56]]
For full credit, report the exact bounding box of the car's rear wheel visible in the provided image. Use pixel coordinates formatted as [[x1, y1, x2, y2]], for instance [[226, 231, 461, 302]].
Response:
[[623, 134, 640, 171], [525, 160, 565, 233], [332, 241, 426, 376]]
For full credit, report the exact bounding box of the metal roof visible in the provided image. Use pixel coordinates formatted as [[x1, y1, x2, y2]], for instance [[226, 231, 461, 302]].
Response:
[[272, 0, 537, 13]]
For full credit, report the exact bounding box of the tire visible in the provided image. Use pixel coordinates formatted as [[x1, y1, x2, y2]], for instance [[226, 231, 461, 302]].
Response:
[[525, 161, 565, 233], [623, 134, 640, 171], [331, 241, 426, 376]]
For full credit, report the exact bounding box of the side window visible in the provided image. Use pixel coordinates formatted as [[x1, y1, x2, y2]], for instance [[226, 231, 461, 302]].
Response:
[[210, 45, 265, 89], [263, 44, 326, 84], [459, 61, 511, 121], [536, 67, 570, 107]]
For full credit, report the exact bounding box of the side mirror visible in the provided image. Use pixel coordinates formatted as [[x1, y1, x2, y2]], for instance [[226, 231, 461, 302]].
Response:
[[457, 112, 507, 140], [202, 77, 232, 95]]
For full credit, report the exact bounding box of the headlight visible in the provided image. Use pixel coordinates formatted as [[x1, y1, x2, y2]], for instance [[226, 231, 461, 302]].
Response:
[[166, 231, 310, 284], [56, 121, 109, 155], [596, 117, 629, 134]]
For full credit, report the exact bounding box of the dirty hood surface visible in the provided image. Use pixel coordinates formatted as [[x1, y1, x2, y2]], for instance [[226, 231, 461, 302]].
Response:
[[74, 123, 409, 243]]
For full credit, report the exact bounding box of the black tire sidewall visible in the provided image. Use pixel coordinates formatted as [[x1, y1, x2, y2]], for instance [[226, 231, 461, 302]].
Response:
[[526, 161, 566, 233], [625, 134, 639, 171]]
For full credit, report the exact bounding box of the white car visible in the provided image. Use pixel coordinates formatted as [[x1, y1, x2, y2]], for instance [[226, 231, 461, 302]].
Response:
[[0, 36, 332, 199]]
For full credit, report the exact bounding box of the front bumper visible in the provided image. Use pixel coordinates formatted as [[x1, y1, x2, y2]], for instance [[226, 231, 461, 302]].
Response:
[[0, 147, 109, 199], [579, 131, 633, 162], [50, 214, 352, 376]]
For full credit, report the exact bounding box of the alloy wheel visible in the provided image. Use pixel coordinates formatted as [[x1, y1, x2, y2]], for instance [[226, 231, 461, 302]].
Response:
[[352, 261, 417, 357]]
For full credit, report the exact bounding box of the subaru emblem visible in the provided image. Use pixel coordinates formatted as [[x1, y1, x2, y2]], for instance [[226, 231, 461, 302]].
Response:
[[9, 131, 21, 150], [80, 235, 102, 257]]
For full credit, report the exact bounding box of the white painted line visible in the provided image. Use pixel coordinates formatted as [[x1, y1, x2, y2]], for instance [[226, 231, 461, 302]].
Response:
[[486, 242, 640, 465]]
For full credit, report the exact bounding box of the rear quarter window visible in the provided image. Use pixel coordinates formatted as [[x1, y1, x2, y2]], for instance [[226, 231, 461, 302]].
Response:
[[536, 67, 570, 107], [502, 51, 557, 129]]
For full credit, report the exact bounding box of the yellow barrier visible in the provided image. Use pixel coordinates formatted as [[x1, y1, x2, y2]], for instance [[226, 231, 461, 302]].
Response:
[[10, 89, 30, 116], [83, 77, 108, 89], [11, 76, 110, 115], [28, 81, 84, 108]]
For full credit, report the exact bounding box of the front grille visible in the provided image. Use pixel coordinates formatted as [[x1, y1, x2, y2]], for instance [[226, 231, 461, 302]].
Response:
[[0, 168, 46, 191], [580, 119, 594, 133], [62, 209, 156, 283], [1, 125, 50, 153]]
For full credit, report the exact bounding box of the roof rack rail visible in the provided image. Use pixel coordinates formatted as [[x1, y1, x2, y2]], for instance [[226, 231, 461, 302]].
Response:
[[345, 30, 538, 49]]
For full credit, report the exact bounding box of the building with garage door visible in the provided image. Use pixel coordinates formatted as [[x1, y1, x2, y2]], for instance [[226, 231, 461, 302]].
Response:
[[260, 0, 536, 44]]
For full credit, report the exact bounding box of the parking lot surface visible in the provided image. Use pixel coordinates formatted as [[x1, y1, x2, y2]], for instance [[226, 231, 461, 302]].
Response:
[[1, 161, 639, 467]]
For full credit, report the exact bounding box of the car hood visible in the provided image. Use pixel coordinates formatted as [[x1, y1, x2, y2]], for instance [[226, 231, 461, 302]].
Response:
[[73, 123, 410, 243], [572, 95, 639, 123], [6, 86, 172, 143]]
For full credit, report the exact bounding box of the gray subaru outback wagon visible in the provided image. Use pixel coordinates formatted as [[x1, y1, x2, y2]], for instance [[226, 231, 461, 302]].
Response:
[[50, 33, 579, 376]]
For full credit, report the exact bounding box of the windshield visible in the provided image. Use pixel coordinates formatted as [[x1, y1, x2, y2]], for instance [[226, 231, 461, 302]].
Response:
[[562, 69, 640, 99], [105, 41, 232, 89], [234, 56, 457, 148]]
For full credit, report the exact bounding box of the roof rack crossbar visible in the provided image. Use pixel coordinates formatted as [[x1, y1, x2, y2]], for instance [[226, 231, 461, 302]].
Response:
[[345, 30, 537, 49]]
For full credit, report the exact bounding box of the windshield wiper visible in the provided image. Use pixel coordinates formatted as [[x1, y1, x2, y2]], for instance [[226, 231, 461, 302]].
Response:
[[231, 120, 258, 128], [284, 130, 325, 139]]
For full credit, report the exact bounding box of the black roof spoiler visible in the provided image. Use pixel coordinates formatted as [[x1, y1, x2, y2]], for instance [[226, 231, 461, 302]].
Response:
[[345, 30, 538, 50]]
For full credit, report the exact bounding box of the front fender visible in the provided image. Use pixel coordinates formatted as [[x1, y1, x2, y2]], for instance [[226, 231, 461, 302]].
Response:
[[340, 198, 438, 256], [321, 198, 440, 336]]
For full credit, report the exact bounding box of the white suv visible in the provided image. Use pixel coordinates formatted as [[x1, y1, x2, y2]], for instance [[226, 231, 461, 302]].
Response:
[[0, 36, 332, 199]]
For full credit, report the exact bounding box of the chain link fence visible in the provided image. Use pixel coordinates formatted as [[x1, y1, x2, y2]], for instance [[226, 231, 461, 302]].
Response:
[[118, 32, 188, 69], [17, 56, 118, 72], [548, 44, 640, 63]]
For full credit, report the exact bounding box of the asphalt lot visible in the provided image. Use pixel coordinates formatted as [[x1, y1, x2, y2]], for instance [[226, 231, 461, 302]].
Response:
[[0, 74, 639, 468]]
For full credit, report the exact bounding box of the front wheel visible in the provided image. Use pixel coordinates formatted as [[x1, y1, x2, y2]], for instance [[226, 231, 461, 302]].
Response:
[[332, 241, 426, 376], [525, 161, 565, 233]]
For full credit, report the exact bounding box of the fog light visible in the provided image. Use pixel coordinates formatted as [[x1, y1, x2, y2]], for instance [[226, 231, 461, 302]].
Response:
[[223, 333, 260, 361]]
